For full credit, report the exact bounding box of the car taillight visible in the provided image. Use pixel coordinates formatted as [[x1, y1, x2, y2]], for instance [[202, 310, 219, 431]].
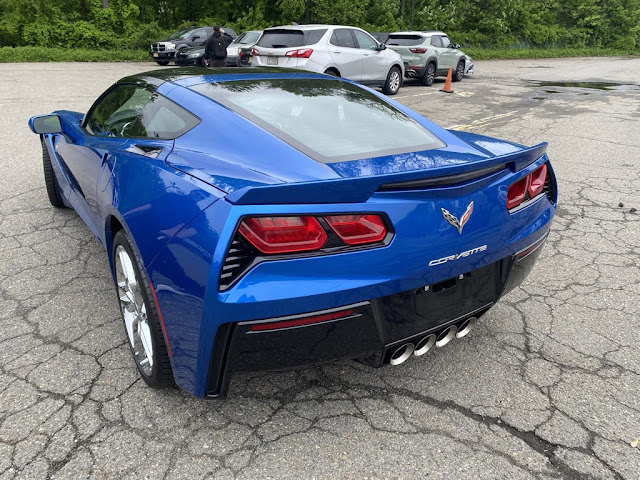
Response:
[[409, 47, 428, 53], [506, 163, 549, 211], [251, 47, 260, 56], [527, 164, 547, 198], [285, 48, 313, 58], [238, 216, 327, 254], [323, 214, 387, 245]]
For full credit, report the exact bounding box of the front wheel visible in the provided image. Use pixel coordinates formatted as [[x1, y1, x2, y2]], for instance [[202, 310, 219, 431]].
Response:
[[382, 66, 402, 95], [41, 136, 65, 208], [155, 60, 170, 66], [453, 60, 465, 82], [113, 230, 173, 388]]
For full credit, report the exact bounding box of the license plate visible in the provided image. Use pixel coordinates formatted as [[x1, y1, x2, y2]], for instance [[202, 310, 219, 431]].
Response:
[[267, 56, 278, 66], [153, 53, 158, 58]]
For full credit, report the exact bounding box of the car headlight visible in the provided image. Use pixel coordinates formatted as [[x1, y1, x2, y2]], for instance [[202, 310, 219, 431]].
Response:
[[188, 53, 200, 58], [167, 42, 176, 50]]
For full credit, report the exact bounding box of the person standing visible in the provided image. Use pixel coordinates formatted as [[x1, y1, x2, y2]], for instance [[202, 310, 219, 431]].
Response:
[[204, 26, 233, 67]]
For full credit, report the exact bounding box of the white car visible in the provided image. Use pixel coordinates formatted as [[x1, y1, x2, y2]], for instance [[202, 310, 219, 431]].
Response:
[[251, 24, 405, 95], [226, 30, 262, 66]]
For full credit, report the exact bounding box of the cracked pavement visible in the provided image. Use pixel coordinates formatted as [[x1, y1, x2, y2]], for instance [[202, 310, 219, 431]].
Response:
[[1, 58, 639, 479]]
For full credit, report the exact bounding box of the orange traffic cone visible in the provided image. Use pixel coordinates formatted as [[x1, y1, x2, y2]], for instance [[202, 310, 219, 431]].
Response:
[[440, 67, 454, 93]]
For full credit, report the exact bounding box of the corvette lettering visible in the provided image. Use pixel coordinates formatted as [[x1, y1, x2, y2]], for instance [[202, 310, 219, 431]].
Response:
[[428, 245, 488, 267]]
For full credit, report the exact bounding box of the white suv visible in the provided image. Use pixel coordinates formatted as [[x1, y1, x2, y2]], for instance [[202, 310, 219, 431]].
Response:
[[251, 25, 405, 95]]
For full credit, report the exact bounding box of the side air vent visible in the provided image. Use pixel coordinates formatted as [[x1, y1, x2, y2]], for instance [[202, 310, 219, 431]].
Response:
[[218, 236, 257, 291], [543, 165, 556, 204]]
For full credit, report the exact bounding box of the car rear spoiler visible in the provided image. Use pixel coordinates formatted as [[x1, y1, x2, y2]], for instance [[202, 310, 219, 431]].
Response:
[[225, 143, 547, 205]]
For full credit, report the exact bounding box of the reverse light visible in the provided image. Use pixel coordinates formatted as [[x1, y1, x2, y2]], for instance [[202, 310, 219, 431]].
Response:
[[409, 47, 428, 53], [285, 48, 313, 58], [238, 216, 327, 254], [323, 214, 387, 245]]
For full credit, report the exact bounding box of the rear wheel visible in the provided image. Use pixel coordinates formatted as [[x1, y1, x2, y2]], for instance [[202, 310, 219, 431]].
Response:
[[453, 60, 465, 82], [113, 230, 174, 388], [382, 66, 402, 95], [155, 60, 170, 66], [420, 62, 435, 86], [323, 68, 339, 77], [41, 136, 65, 208]]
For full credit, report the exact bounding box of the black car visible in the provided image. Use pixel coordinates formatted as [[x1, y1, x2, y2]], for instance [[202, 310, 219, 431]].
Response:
[[150, 26, 237, 65]]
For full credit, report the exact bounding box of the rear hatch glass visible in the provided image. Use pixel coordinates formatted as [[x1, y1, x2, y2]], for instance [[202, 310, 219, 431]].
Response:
[[386, 35, 425, 46], [191, 78, 444, 163], [256, 29, 327, 48]]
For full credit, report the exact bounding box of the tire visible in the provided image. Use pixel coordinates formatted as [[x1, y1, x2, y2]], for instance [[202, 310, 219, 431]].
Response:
[[155, 60, 170, 66], [323, 69, 339, 77], [453, 60, 465, 82], [382, 66, 402, 95], [420, 62, 435, 86], [41, 136, 65, 208], [112, 230, 174, 388]]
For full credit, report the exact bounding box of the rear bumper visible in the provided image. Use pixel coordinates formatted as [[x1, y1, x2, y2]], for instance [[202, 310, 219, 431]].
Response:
[[205, 243, 545, 397], [405, 64, 426, 78]]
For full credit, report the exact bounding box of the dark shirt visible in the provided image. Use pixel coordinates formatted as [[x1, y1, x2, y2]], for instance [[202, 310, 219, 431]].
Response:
[[204, 32, 233, 60]]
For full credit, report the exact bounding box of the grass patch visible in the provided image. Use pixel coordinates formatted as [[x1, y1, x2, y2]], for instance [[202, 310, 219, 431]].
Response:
[[0, 46, 148, 62], [463, 47, 639, 60]]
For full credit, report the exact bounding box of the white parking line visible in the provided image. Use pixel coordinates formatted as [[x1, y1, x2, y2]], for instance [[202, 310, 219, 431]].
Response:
[[447, 110, 518, 130]]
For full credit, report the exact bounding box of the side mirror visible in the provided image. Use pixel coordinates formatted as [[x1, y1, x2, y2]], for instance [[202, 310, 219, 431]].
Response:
[[192, 35, 200, 41], [377, 43, 387, 51], [453, 43, 460, 49], [29, 114, 62, 134]]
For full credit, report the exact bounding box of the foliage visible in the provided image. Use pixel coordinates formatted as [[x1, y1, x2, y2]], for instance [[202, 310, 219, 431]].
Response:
[[0, 0, 638, 52]]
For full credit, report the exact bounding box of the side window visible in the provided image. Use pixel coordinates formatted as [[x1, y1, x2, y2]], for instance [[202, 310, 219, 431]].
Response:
[[192, 29, 206, 42], [430, 36, 443, 48], [441, 36, 452, 48], [85, 85, 199, 139], [353, 30, 378, 50], [330, 29, 356, 48]]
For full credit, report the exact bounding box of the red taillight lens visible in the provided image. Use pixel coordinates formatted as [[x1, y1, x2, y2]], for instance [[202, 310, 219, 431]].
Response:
[[251, 47, 260, 56], [323, 214, 387, 245], [506, 176, 529, 210], [527, 164, 547, 198], [409, 47, 427, 53], [285, 48, 313, 58], [238, 216, 327, 254]]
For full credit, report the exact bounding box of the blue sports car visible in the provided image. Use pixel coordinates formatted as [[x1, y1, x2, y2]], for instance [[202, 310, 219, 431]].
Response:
[[29, 68, 557, 398]]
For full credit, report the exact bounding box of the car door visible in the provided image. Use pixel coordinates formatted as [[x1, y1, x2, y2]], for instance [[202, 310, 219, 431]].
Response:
[[438, 35, 458, 71], [328, 28, 363, 80], [353, 29, 389, 83]]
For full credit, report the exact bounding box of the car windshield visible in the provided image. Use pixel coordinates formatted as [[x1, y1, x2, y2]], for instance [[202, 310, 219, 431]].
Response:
[[191, 79, 444, 163], [386, 35, 425, 46], [168, 29, 192, 40], [234, 31, 261, 45]]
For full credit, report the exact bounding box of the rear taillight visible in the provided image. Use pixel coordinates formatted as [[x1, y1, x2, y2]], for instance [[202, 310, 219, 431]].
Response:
[[323, 214, 387, 245], [285, 48, 313, 58], [238, 216, 327, 254], [251, 47, 260, 56], [506, 163, 549, 211], [409, 47, 428, 53]]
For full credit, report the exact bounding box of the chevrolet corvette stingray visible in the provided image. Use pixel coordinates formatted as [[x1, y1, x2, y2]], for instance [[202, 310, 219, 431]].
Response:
[[29, 68, 557, 398]]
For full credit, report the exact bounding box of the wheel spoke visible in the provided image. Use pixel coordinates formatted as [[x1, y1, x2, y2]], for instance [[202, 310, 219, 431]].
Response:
[[123, 309, 137, 348], [139, 319, 154, 368]]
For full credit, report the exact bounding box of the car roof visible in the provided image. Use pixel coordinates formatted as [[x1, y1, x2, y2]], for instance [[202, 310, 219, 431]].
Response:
[[264, 24, 365, 31], [389, 31, 445, 36]]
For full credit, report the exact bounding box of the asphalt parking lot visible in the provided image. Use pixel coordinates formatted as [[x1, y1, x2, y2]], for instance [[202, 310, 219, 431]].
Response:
[[1, 57, 639, 479]]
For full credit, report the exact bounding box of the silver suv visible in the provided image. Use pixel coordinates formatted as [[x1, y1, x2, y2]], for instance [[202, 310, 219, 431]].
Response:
[[252, 25, 405, 95], [386, 31, 469, 86]]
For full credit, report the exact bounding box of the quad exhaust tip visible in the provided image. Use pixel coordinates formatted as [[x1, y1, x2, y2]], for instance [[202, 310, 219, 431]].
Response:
[[389, 343, 415, 365], [456, 316, 477, 338], [413, 334, 436, 357], [435, 325, 457, 348]]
